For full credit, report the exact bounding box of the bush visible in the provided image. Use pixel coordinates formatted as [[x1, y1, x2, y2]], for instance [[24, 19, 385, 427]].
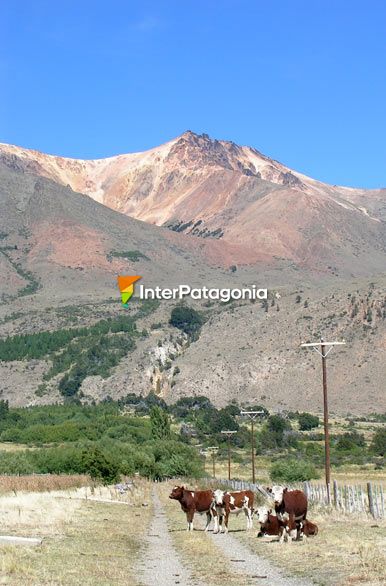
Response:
[[260, 415, 293, 450], [150, 406, 171, 440], [270, 459, 319, 483], [170, 305, 203, 337], [298, 413, 320, 431], [335, 431, 365, 452], [371, 428, 386, 456], [81, 446, 120, 484]]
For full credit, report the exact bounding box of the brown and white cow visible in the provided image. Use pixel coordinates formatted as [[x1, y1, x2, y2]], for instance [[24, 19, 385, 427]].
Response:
[[255, 506, 288, 540], [256, 507, 318, 540], [212, 489, 254, 533], [267, 485, 308, 541], [169, 485, 215, 532], [300, 519, 318, 537]]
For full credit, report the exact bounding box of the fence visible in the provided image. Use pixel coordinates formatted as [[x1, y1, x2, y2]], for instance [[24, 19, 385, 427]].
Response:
[[213, 478, 385, 519]]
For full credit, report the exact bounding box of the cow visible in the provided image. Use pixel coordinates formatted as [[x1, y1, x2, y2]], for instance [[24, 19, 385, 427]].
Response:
[[212, 489, 254, 533], [255, 507, 318, 541], [267, 485, 308, 541], [300, 519, 318, 537], [255, 506, 288, 540], [169, 485, 216, 532]]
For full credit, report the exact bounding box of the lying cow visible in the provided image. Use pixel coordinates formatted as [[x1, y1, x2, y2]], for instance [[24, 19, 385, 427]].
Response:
[[267, 485, 308, 541], [212, 489, 254, 533], [169, 485, 215, 532], [256, 507, 318, 541], [300, 519, 318, 537], [255, 506, 288, 540]]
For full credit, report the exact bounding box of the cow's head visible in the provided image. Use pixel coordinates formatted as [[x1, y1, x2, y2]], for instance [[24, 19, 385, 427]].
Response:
[[255, 506, 271, 524], [169, 485, 184, 500], [213, 489, 225, 506], [270, 485, 285, 504]]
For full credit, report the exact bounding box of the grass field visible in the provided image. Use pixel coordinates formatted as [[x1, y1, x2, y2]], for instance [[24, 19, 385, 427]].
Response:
[[235, 504, 386, 585], [0, 474, 90, 494], [0, 480, 153, 585]]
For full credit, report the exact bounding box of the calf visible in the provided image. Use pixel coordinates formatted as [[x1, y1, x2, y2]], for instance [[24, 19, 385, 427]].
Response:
[[255, 507, 288, 540], [212, 489, 254, 533], [300, 519, 318, 537], [267, 485, 308, 541], [169, 485, 215, 532], [256, 507, 318, 541]]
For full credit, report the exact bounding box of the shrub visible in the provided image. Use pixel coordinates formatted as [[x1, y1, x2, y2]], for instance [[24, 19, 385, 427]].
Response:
[[335, 431, 365, 452], [260, 415, 294, 450], [150, 406, 171, 440], [371, 428, 386, 456], [298, 412, 320, 431], [81, 446, 120, 484], [270, 459, 319, 483], [170, 305, 203, 337]]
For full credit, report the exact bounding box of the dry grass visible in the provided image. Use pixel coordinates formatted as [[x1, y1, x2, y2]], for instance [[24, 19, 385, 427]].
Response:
[[0, 443, 35, 453], [159, 482, 255, 586], [0, 478, 153, 585], [232, 504, 386, 585], [0, 474, 90, 495], [329, 468, 386, 486]]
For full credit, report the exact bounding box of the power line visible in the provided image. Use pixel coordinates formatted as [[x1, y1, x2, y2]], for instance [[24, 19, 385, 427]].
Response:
[[240, 411, 264, 483], [301, 337, 346, 504], [221, 430, 237, 480], [206, 446, 219, 478]]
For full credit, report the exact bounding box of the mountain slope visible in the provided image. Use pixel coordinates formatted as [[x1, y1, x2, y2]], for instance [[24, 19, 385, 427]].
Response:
[[0, 159, 385, 414], [0, 162, 247, 306], [1, 132, 386, 276]]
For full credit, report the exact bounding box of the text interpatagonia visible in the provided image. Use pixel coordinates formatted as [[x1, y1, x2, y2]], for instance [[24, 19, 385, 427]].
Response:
[[138, 284, 267, 303]]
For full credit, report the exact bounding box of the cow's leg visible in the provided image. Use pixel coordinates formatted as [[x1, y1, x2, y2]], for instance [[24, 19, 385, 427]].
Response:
[[205, 511, 212, 532], [213, 514, 219, 534], [246, 507, 253, 529], [224, 511, 229, 534], [218, 513, 224, 533], [287, 514, 297, 542], [186, 510, 194, 532], [279, 525, 287, 543]]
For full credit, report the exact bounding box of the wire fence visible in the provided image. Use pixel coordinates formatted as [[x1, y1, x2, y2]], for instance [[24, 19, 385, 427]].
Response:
[[212, 478, 385, 519]]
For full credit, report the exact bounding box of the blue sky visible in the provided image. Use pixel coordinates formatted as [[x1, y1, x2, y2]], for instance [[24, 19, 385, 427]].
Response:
[[1, 0, 386, 188]]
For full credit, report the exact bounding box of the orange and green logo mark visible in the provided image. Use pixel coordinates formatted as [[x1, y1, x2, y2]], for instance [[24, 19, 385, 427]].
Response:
[[117, 275, 142, 306]]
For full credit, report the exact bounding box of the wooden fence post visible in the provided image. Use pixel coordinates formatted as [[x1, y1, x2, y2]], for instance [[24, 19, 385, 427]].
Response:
[[333, 480, 338, 508], [380, 486, 385, 518], [367, 482, 376, 519]]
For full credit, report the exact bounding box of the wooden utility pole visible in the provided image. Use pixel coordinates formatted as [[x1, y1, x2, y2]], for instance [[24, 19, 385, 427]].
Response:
[[207, 446, 219, 478], [240, 411, 264, 484], [221, 430, 237, 480], [301, 338, 345, 504]]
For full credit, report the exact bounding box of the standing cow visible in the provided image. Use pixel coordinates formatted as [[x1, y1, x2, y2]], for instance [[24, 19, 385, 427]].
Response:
[[169, 485, 216, 532], [212, 489, 254, 533], [267, 485, 308, 541]]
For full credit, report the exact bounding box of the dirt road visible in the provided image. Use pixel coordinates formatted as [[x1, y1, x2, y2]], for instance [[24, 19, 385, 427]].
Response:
[[138, 486, 312, 586]]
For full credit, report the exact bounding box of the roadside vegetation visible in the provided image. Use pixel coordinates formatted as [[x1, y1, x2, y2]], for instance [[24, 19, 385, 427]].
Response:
[[0, 394, 384, 485], [0, 479, 153, 586]]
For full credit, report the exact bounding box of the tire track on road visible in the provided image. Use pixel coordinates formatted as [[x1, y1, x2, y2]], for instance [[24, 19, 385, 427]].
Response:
[[209, 530, 313, 586], [137, 488, 204, 586]]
